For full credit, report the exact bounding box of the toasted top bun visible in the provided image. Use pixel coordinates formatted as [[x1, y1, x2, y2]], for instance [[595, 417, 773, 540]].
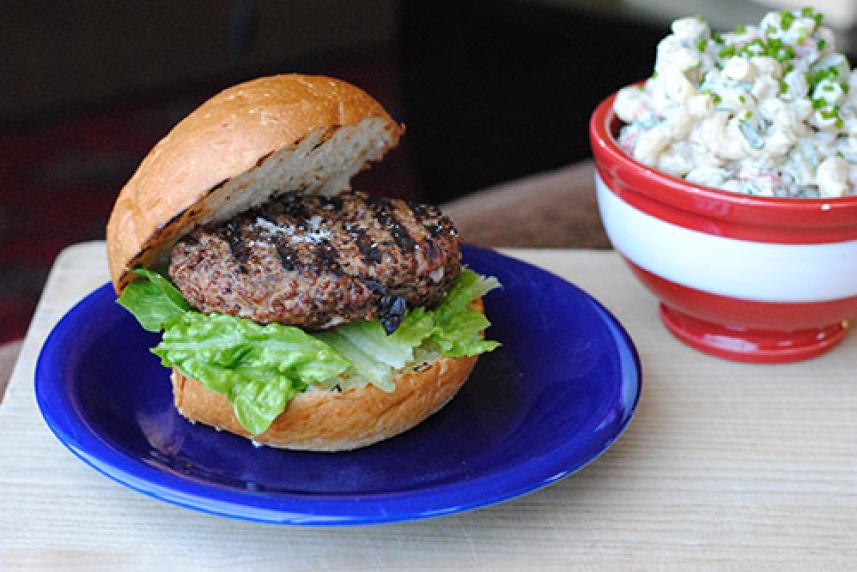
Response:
[[106, 74, 403, 291]]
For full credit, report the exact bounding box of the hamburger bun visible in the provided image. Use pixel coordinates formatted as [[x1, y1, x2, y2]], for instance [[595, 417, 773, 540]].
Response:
[[171, 297, 484, 451], [172, 352, 479, 452], [107, 74, 487, 451], [107, 74, 403, 292]]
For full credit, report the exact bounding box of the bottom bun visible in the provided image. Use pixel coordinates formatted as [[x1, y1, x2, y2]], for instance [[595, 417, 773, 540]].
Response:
[[171, 353, 479, 452]]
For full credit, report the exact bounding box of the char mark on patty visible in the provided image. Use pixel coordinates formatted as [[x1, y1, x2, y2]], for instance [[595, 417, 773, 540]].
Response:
[[369, 196, 417, 254], [169, 191, 461, 332]]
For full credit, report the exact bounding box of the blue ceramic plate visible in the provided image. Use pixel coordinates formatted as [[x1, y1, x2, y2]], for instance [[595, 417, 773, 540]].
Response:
[[36, 246, 641, 525]]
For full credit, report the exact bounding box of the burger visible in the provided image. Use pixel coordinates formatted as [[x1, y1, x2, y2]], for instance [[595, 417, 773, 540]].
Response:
[[106, 74, 500, 451]]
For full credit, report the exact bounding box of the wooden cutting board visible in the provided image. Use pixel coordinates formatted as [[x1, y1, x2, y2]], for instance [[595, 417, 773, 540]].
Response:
[[2, 241, 855, 569]]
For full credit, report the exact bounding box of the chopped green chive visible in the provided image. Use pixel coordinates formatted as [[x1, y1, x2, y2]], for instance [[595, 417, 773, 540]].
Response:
[[702, 90, 722, 105], [719, 45, 736, 58], [780, 10, 795, 30], [819, 105, 840, 119], [696, 38, 708, 52], [735, 37, 796, 62], [807, 66, 842, 91], [817, 38, 827, 50], [772, 43, 795, 62]]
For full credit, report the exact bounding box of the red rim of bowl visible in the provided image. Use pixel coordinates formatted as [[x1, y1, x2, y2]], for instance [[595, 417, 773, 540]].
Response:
[[590, 87, 857, 230]]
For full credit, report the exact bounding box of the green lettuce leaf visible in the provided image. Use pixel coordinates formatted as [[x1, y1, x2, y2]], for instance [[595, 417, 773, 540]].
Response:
[[151, 312, 350, 434], [315, 307, 436, 391], [230, 375, 296, 436], [118, 267, 500, 436], [315, 270, 500, 387], [117, 268, 190, 332], [429, 270, 501, 357]]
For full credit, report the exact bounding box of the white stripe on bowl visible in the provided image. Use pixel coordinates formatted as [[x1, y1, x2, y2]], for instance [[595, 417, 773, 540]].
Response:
[[596, 173, 857, 302]]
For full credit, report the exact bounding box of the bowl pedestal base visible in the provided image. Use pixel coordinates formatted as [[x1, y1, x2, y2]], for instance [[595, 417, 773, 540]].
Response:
[[659, 304, 848, 363]]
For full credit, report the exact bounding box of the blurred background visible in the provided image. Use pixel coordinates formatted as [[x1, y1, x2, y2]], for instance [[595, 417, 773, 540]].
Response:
[[2, 0, 857, 343]]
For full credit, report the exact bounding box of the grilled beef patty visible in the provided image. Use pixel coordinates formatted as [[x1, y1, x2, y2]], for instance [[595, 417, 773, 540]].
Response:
[[169, 191, 461, 332]]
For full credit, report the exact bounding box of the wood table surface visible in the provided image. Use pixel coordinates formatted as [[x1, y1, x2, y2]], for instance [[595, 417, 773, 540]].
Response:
[[2, 241, 856, 569]]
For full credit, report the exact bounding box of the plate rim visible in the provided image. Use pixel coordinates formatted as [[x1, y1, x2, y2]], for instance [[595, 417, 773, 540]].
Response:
[[35, 247, 642, 526]]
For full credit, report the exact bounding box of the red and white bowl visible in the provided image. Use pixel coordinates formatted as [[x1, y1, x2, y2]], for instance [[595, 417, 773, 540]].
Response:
[[590, 90, 857, 363]]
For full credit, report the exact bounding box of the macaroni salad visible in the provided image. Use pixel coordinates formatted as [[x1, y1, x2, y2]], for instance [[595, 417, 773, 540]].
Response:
[[614, 8, 857, 198]]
